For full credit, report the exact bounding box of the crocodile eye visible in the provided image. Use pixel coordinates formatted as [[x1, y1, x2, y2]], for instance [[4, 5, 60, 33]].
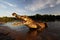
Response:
[[12, 13, 16, 16]]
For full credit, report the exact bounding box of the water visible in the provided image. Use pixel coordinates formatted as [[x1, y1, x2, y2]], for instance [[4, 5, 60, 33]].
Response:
[[0, 21, 60, 40], [3, 22, 29, 31]]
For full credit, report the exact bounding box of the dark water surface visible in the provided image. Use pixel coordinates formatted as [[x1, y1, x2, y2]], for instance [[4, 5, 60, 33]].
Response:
[[0, 21, 60, 40]]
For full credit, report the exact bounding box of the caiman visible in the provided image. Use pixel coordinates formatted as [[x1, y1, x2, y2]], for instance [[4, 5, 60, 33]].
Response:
[[12, 13, 47, 31]]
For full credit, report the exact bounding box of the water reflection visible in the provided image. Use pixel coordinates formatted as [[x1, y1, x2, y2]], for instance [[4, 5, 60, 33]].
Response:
[[26, 30, 38, 40], [2, 22, 29, 31], [25, 29, 59, 40], [0, 21, 60, 40]]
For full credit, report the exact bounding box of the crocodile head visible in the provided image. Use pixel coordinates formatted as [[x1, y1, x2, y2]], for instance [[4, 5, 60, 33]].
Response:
[[12, 13, 17, 17]]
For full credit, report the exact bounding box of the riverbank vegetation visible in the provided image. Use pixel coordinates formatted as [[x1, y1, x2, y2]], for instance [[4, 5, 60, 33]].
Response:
[[0, 16, 16, 22], [0, 14, 60, 22], [29, 14, 60, 22]]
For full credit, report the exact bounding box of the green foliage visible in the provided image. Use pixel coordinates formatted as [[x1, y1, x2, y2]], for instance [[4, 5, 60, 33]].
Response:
[[0, 16, 16, 22], [29, 14, 60, 22], [0, 14, 60, 22]]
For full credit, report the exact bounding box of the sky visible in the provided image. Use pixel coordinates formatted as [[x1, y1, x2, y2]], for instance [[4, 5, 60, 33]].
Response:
[[0, 0, 60, 17]]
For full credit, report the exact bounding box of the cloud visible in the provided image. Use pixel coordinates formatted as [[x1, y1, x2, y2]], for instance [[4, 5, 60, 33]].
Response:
[[25, 0, 60, 11], [0, 0, 27, 16], [1, 1, 17, 7], [0, 4, 7, 9], [57, 0, 60, 4], [4, 2, 15, 7]]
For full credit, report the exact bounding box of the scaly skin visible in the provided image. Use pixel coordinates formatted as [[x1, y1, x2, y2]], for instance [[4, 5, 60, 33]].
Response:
[[12, 13, 47, 31]]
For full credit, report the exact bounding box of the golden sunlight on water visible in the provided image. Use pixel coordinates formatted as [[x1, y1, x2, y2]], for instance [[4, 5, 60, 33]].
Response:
[[0, 21, 60, 40]]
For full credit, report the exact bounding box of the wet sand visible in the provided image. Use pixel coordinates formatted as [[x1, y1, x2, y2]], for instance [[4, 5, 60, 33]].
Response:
[[0, 21, 60, 40]]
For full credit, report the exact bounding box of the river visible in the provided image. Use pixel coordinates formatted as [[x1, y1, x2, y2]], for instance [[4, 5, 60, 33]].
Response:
[[0, 21, 60, 40]]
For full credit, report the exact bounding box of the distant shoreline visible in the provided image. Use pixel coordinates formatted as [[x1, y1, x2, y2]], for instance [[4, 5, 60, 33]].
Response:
[[0, 14, 60, 22]]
